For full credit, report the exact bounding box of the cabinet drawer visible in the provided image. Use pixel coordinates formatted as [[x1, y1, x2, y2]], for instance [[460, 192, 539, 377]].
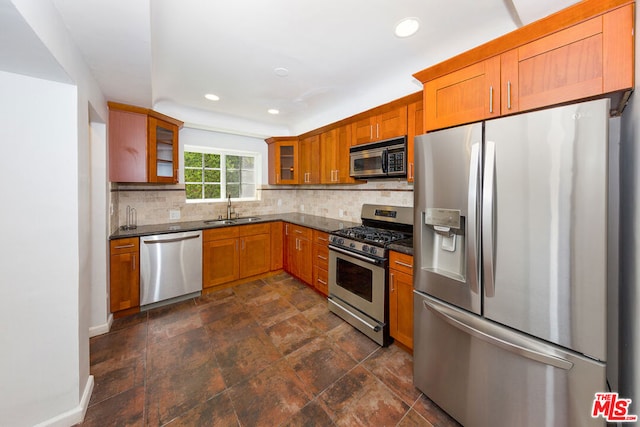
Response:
[[204, 226, 239, 242], [313, 230, 329, 245], [313, 243, 329, 270], [287, 223, 312, 240], [389, 251, 414, 275], [110, 237, 139, 255], [239, 223, 271, 236], [313, 266, 328, 296]]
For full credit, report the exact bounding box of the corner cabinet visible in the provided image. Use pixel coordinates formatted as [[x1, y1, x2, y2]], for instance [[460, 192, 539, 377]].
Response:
[[109, 238, 140, 317], [108, 102, 183, 183], [389, 251, 414, 350], [266, 137, 299, 185]]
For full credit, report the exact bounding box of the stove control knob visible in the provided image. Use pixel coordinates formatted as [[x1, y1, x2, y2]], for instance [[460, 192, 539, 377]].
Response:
[[370, 247, 377, 255], [338, 238, 344, 245], [362, 245, 369, 253], [349, 242, 356, 248]]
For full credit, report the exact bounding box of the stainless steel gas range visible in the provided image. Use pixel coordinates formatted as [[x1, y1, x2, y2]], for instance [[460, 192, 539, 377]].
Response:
[[328, 204, 413, 346]]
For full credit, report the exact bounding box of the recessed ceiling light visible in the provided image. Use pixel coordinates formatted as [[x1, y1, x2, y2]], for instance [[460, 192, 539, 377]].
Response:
[[267, 108, 280, 115], [395, 17, 420, 38], [204, 93, 220, 101], [274, 67, 289, 77]]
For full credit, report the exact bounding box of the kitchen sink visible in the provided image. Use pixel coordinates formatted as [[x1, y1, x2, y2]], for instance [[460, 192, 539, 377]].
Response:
[[203, 217, 261, 225], [235, 217, 261, 223], [203, 219, 236, 225]]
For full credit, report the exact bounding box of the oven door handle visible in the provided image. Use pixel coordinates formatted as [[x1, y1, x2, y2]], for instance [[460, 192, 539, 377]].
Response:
[[329, 244, 383, 265], [328, 298, 381, 332]]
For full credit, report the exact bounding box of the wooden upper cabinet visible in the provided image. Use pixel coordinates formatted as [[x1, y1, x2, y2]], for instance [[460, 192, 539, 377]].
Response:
[[352, 105, 408, 145], [266, 137, 299, 185], [501, 5, 634, 115], [148, 117, 179, 183], [299, 135, 320, 184], [406, 100, 424, 183], [424, 56, 501, 131], [321, 124, 358, 184], [108, 102, 182, 183], [417, 1, 634, 132]]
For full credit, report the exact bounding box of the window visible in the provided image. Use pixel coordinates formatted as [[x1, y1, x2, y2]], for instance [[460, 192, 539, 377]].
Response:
[[184, 146, 259, 201]]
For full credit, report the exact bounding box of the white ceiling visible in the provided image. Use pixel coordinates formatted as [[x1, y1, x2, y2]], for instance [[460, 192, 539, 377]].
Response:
[[46, 0, 580, 137]]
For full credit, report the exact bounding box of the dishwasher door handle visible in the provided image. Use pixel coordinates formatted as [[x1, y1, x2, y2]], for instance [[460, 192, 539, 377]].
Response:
[[142, 234, 200, 245]]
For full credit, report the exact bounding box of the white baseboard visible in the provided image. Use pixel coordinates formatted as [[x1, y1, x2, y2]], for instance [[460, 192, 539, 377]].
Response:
[[33, 375, 94, 427], [89, 313, 113, 337]]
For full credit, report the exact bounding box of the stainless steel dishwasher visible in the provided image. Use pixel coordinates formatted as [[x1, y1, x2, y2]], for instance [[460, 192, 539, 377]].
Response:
[[139, 230, 202, 307]]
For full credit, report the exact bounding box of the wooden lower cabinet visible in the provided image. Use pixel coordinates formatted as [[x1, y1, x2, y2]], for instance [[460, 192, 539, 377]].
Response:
[[285, 223, 313, 285], [203, 224, 271, 290], [109, 237, 140, 315], [239, 232, 270, 278], [270, 221, 284, 271], [312, 230, 330, 296], [389, 251, 414, 350], [203, 227, 240, 289]]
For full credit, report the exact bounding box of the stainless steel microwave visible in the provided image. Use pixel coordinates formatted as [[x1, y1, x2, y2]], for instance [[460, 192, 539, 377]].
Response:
[[349, 136, 407, 179]]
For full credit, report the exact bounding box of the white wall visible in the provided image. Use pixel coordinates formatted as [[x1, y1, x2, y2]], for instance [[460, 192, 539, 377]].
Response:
[[619, 8, 640, 409], [88, 115, 110, 336], [3, 0, 109, 425], [0, 71, 83, 426]]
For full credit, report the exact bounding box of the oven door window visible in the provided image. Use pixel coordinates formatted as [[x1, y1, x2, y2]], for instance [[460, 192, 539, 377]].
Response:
[[336, 258, 373, 302]]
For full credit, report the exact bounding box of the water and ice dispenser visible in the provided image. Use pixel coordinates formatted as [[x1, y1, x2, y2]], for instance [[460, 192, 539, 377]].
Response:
[[421, 208, 466, 282]]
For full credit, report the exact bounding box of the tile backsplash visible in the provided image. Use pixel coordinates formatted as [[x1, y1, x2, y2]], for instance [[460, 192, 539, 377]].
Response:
[[110, 180, 413, 232]]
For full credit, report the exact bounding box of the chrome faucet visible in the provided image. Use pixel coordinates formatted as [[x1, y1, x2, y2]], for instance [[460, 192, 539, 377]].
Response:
[[227, 194, 232, 219]]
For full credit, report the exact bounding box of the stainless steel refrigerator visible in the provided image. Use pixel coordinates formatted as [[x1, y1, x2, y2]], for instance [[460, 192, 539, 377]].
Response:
[[413, 98, 618, 427]]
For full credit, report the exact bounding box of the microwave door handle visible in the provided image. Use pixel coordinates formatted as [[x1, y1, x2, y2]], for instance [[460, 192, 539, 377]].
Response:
[[382, 149, 388, 173]]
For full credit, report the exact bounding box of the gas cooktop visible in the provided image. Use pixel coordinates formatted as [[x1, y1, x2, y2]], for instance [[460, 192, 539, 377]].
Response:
[[329, 204, 413, 259], [332, 225, 410, 246]]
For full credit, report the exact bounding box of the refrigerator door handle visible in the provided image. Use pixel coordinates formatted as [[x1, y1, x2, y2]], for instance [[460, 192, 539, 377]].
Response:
[[422, 298, 574, 370], [467, 142, 481, 294], [482, 140, 496, 297]]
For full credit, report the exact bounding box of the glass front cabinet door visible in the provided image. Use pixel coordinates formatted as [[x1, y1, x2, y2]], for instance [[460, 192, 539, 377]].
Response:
[[266, 137, 299, 185], [148, 117, 179, 183]]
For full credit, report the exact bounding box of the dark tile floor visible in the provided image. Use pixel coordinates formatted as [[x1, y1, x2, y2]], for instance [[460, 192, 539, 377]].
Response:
[[80, 272, 460, 427]]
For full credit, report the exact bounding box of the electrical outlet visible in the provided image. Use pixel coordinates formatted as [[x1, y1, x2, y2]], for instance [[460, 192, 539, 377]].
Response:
[[277, 199, 282, 207], [169, 209, 180, 220], [300, 204, 304, 212], [339, 209, 344, 218], [109, 203, 114, 215]]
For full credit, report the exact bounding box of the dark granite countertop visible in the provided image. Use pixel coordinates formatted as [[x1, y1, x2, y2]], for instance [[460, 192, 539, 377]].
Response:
[[109, 213, 360, 240], [387, 237, 414, 256]]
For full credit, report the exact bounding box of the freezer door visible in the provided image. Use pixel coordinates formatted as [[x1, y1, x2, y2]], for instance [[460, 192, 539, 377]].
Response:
[[483, 99, 609, 361], [414, 124, 482, 314], [414, 291, 606, 427]]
